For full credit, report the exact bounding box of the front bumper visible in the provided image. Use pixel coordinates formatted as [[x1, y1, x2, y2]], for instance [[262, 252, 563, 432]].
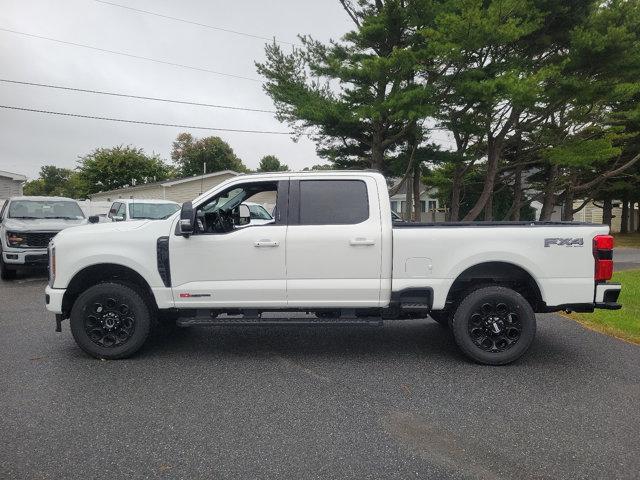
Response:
[[45, 285, 65, 314], [594, 282, 622, 310], [2, 247, 48, 266]]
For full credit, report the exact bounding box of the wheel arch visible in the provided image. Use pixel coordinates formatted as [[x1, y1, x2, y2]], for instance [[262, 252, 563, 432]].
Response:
[[445, 261, 544, 311], [62, 263, 157, 317]]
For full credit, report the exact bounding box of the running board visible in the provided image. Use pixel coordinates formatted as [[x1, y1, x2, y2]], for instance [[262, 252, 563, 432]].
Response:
[[176, 316, 383, 328]]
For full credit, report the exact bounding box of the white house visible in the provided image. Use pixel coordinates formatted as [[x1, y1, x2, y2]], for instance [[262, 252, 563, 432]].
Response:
[[0, 170, 26, 201], [388, 177, 445, 222]]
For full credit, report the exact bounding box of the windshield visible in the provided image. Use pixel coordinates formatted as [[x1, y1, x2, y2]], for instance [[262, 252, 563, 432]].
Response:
[[8, 200, 85, 220], [129, 202, 180, 220], [248, 204, 272, 220]]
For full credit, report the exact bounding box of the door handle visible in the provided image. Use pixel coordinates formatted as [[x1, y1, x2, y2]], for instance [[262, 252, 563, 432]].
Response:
[[254, 240, 279, 247], [349, 238, 375, 246]]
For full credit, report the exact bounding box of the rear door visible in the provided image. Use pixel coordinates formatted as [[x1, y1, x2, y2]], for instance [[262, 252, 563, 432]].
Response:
[[285, 176, 383, 307]]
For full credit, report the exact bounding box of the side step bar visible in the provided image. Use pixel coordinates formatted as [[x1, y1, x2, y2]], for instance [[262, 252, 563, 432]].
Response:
[[177, 315, 384, 328]]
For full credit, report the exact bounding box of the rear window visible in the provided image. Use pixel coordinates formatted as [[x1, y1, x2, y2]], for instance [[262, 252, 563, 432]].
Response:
[[299, 180, 369, 225]]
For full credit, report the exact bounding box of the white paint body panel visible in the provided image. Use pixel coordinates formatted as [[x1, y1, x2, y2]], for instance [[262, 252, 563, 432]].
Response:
[[45, 171, 609, 314], [392, 225, 608, 309]]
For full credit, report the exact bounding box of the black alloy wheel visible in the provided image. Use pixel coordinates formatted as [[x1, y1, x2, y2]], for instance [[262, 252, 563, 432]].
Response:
[[84, 295, 136, 348], [452, 286, 536, 365], [467, 301, 522, 353], [70, 282, 152, 359]]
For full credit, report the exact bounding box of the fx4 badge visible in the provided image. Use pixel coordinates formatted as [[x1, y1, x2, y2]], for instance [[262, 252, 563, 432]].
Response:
[[544, 238, 584, 248]]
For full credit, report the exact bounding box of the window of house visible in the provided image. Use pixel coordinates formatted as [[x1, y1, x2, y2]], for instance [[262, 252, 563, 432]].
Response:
[[420, 201, 426, 213], [390, 201, 398, 212], [428, 200, 437, 211], [299, 180, 368, 225]]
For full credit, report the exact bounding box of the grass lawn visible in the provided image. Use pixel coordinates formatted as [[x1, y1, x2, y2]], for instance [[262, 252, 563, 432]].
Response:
[[567, 269, 640, 344], [613, 233, 640, 248]]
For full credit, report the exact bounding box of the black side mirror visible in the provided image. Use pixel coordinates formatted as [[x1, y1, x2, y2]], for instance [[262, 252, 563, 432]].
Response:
[[88, 215, 99, 224], [180, 201, 195, 237]]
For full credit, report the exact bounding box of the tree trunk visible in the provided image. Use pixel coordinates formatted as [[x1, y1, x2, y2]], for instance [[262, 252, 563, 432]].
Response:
[[630, 201, 636, 232], [603, 198, 613, 227], [463, 138, 501, 221], [404, 181, 412, 221], [371, 140, 384, 171], [621, 193, 629, 234], [449, 166, 464, 222], [562, 190, 574, 221], [412, 165, 421, 222], [484, 192, 494, 221], [539, 164, 559, 221], [511, 164, 523, 221]]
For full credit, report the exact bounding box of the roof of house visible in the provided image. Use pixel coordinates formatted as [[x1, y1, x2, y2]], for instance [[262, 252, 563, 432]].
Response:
[[387, 177, 436, 198], [90, 170, 240, 196], [0, 170, 27, 181]]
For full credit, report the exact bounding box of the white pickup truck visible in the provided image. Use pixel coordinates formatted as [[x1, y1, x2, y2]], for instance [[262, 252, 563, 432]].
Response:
[[45, 171, 621, 364]]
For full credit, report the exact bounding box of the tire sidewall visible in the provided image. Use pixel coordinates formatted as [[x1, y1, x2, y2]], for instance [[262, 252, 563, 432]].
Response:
[[70, 282, 152, 359], [452, 286, 536, 365]]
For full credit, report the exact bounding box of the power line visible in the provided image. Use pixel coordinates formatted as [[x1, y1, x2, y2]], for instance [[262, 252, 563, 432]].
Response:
[[0, 78, 275, 113], [0, 105, 292, 134], [0, 27, 261, 82], [92, 0, 294, 46]]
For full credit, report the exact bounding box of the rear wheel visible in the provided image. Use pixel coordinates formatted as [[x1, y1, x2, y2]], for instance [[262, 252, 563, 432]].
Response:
[[70, 282, 152, 359], [0, 254, 17, 280], [451, 286, 536, 365]]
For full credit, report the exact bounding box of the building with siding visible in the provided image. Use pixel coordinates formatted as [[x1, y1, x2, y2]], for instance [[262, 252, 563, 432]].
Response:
[[88, 170, 240, 203], [0, 170, 26, 201]]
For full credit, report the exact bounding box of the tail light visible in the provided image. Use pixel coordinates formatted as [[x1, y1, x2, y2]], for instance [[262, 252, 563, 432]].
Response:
[[593, 235, 614, 282]]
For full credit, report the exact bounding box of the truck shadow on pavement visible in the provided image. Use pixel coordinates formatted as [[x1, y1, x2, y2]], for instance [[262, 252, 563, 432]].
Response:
[[132, 317, 577, 367]]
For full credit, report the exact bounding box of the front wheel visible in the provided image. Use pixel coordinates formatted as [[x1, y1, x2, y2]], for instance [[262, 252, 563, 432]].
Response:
[[70, 282, 152, 359], [451, 286, 536, 365]]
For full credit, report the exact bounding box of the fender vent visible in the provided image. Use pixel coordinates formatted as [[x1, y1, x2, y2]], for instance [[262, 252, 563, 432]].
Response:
[[157, 236, 171, 287]]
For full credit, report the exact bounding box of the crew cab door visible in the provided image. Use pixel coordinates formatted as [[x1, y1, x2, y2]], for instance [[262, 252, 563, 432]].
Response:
[[285, 176, 383, 307], [169, 179, 287, 308]]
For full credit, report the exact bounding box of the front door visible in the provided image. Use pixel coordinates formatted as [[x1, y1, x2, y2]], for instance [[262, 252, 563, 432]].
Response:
[[169, 179, 287, 308], [285, 176, 383, 307]]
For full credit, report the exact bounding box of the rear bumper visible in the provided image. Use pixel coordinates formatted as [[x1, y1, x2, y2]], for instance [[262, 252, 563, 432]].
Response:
[[594, 282, 621, 310]]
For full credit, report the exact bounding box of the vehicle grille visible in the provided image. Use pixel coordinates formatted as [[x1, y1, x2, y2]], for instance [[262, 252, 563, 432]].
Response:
[[22, 232, 57, 248]]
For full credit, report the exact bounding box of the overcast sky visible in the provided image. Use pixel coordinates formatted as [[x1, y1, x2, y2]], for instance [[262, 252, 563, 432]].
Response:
[[0, 0, 356, 179]]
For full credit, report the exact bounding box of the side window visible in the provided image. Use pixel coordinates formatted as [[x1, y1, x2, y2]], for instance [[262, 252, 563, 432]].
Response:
[[108, 203, 119, 218], [298, 180, 369, 225], [195, 181, 280, 234], [117, 203, 127, 220]]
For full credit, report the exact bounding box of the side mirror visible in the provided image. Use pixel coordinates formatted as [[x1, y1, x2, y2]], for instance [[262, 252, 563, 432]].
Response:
[[113, 215, 125, 222], [88, 215, 99, 224], [237, 204, 251, 226], [180, 201, 195, 237]]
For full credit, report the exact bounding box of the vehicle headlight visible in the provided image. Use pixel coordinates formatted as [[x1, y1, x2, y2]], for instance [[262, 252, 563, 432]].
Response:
[[48, 244, 56, 287], [6, 231, 26, 247]]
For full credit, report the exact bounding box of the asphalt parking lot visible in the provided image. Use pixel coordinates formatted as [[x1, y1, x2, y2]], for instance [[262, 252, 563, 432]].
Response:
[[615, 247, 640, 271], [1, 274, 639, 480]]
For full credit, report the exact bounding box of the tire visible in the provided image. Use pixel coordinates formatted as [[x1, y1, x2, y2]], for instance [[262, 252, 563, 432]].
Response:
[[0, 254, 17, 280], [451, 286, 536, 365], [429, 310, 451, 329], [70, 282, 152, 359]]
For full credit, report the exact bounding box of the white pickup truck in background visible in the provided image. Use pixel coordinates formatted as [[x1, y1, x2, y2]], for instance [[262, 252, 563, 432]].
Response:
[[45, 171, 621, 365]]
